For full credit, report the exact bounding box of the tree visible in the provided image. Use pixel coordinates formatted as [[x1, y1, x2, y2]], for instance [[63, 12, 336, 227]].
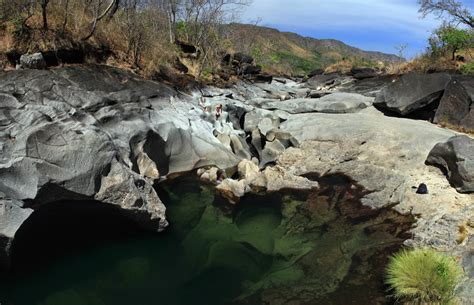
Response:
[[394, 43, 408, 59], [0, 0, 36, 27], [438, 26, 472, 59], [177, 0, 251, 74], [82, 0, 121, 40], [419, 0, 474, 28], [40, 0, 50, 30]]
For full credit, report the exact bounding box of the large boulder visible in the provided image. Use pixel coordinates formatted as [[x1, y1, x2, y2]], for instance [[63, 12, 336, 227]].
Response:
[[350, 67, 377, 79], [233, 52, 254, 65], [19, 53, 47, 69], [434, 77, 474, 132], [374, 73, 451, 115], [242, 64, 262, 75], [307, 68, 324, 78], [306, 73, 342, 90], [426, 135, 474, 193], [340, 75, 398, 97]]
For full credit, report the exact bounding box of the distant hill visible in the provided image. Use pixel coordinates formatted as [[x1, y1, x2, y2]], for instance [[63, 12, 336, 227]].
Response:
[[227, 23, 403, 75]]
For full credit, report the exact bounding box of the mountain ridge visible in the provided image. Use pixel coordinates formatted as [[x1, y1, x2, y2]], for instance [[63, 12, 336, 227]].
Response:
[[228, 23, 403, 75]]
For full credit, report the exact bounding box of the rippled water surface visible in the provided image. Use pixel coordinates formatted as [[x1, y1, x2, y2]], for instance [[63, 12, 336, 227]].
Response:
[[0, 176, 413, 305]]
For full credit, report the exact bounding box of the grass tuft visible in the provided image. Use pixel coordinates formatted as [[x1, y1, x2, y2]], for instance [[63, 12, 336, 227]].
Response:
[[386, 248, 463, 305]]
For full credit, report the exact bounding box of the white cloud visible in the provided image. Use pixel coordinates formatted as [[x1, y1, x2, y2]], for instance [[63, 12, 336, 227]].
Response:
[[243, 0, 441, 39]]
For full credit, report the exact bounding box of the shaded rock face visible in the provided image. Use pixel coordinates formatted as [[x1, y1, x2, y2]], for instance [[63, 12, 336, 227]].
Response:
[[307, 68, 324, 77], [350, 67, 377, 79], [340, 75, 397, 97], [0, 65, 241, 269], [374, 72, 451, 116], [434, 77, 474, 132], [0, 195, 33, 270], [426, 135, 474, 193], [41, 49, 86, 67], [306, 73, 342, 90]]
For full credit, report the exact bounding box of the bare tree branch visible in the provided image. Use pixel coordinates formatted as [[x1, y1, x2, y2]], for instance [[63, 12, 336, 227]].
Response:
[[419, 0, 474, 28], [82, 0, 120, 40]]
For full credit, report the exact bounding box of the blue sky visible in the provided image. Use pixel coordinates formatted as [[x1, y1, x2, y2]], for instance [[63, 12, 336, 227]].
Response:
[[242, 0, 474, 58]]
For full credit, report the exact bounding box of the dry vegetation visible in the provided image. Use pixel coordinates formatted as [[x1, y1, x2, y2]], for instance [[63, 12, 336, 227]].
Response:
[[0, 0, 472, 79], [0, 0, 250, 78], [387, 49, 474, 75]]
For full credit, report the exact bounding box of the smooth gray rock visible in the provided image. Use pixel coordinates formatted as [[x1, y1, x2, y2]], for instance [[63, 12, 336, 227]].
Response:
[[279, 109, 459, 209], [260, 139, 286, 167], [306, 73, 341, 89], [426, 135, 474, 193], [0, 65, 242, 269], [260, 93, 373, 114], [374, 73, 451, 115]]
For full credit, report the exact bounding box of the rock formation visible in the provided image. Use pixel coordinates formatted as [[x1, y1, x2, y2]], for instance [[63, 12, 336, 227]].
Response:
[[0, 65, 239, 268], [0, 64, 473, 302]]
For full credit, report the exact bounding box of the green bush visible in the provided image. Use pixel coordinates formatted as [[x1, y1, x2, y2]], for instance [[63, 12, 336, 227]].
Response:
[[429, 25, 473, 60], [386, 248, 463, 305], [460, 62, 474, 75]]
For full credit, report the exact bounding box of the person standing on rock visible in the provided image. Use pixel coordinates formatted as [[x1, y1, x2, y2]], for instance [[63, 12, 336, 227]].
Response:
[[215, 104, 223, 120]]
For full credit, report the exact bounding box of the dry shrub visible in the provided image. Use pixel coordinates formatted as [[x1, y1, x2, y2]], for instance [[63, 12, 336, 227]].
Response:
[[456, 224, 469, 245], [324, 59, 353, 74], [387, 50, 474, 75]]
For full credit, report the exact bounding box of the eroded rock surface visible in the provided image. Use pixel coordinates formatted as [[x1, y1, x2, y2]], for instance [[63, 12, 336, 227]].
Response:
[[0, 65, 241, 268]]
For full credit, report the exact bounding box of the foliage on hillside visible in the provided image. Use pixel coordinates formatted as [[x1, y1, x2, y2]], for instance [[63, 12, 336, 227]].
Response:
[[389, 0, 474, 75], [227, 23, 402, 76], [5, 1, 472, 78], [388, 26, 473, 75]]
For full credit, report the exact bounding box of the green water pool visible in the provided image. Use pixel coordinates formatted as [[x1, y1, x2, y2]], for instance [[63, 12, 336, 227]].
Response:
[[0, 176, 413, 305]]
